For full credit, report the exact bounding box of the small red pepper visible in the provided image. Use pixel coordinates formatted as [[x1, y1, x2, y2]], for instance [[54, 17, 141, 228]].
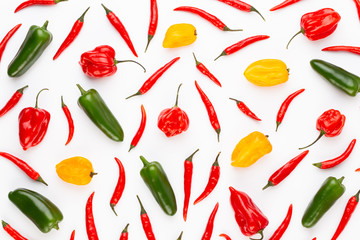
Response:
[[119, 224, 129, 240], [70, 230, 75, 240], [354, 0, 360, 22], [356, 168, 360, 172], [229, 97, 261, 121], [201, 202, 219, 240], [129, 105, 147, 152], [216, 0, 265, 20], [2, 220, 28, 240], [0, 85, 28, 118], [79, 45, 145, 78], [110, 157, 126, 216], [61, 96, 74, 146], [145, 0, 158, 52], [18, 88, 50, 151], [0, 24, 22, 62], [299, 109, 346, 150], [183, 149, 199, 221], [270, 0, 303, 11], [287, 8, 341, 49], [219, 233, 232, 240], [86, 192, 99, 240], [137, 195, 156, 240], [322, 46, 360, 55], [229, 186, 269, 239], [193, 53, 222, 87], [157, 84, 189, 137], [269, 204, 293, 240], [14, 0, 67, 13]]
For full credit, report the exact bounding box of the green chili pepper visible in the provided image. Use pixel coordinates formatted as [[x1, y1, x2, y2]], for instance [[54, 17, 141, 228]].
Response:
[[139, 156, 177, 216], [310, 59, 360, 96], [8, 188, 63, 233], [8, 21, 53, 77], [77, 84, 124, 142], [302, 176, 345, 228]]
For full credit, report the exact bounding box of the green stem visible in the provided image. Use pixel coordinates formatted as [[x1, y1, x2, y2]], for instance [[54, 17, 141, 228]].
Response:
[[262, 181, 274, 190], [34, 88, 49, 108], [223, 26, 243, 31], [76, 84, 87, 95], [174, 83, 182, 107], [192, 52, 200, 66], [275, 121, 281, 132], [1, 220, 8, 228], [140, 156, 149, 166], [355, 189, 360, 202], [229, 97, 240, 104], [37, 176, 48, 186], [125, 91, 141, 100], [114, 59, 146, 72], [101, 3, 112, 15], [214, 51, 227, 61], [250, 230, 264, 240], [286, 30, 302, 49], [338, 176, 345, 184], [42, 20, 49, 30], [145, 35, 154, 52], [122, 223, 129, 233], [78, 7, 90, 22], [177, 231, 183, 240], [299, 130, 325, 150], [251, 6, 265, 21], [17, 85, 28, 94], [186, 149, 199, 162], [136, 195, 146, 215], [213, 152, 221, 166]]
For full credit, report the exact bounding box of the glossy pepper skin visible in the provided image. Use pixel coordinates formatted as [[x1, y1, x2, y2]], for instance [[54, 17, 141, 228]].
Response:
[[76, 84, 124, 142], [56, 156, 96, 185], [229, 186, 269, 239], [302, 176, 345, 228], [8, 21, 52, 77], [8, 188, 63, 233], [139, 156, 177, 216], [231, 131, 272, 167], [310, 59, 360, 96], [163, 24, 197, 48]]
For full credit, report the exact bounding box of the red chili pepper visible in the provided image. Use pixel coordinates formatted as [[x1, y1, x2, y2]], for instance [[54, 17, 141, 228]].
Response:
[[229, 186, 269, 239], [263, 151, 309, 190], [18, 88, 51, 151], [0, 152, 47, 185], [145, 0, 158, 52], [126, 57, 180, 99], [70, 230, 75, 240], [14, 0, 67, 13], [322, 46, 360, 55], [287, 8, 341, 49], [270, 0, 303, 11], [183, 149, 199, 221], [119, 224, 129, 240], [0, 24, 22, 62], [53, 7, 90, 60], [129, 105, 147, 152], [0, 85, 28, 118], [313, 139, 356, 169], [194, 152, 221, 205], [102, 4, 138, 57], [312, 238, 317, 240], [2, 220, 28, 240], [219, 233, 232, 240], [275, 88, 305, 131], [299, 109, 346, 150], [157, 84, 189, 137], [194, 80, 221, 141], [201, 202, 219, 240], [86, 192, 99, 240], [174, 6, 242, 31], [356, 168, 360, 172], [269, 204, 293, 240], [331, 190, 360, 240], [137, 195, 156, 240], [216, 0, 265, 21], [354, 0, 360, 22], [214, 35, 270, 60], [61, 96, 74, 146], [229, 97, 261, 121], [193, 53, 222, 87], [110, 157, 126, 216]]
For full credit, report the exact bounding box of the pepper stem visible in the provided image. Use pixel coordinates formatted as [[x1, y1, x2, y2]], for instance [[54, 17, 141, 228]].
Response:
[[37, 176, 48, 186], [114, 59, 146, 73], [177, 231, 183, 240], [42, 20, 49, 30], [78, 7, 90, 22], [90, 172, 98, 178], [110, 203, 117, 216], [223, 26, 243, 32], [250, 6, 265, 21], [139, 156, 149, 166], [262, 181, 274, 190], [122, 223, 129, 233], [145, 35, 154, 52], [312, 162, 322, 169], [17, 85, 28, 94], [229, 97, 240, 104], [55, 0, 68, 3], [174, 83, 183, 107], [275, 121, 281, 132], [299, 130, 325, 150], [101, 3, 112, 15], [213, 152, 221, 166], [53, 223, 59, 230], [214, 51, 227, 61], [1, 220, 8, 228], [355, 189, 360, 202], [338, 176, 345, 184], [250, 229, 264, 240], [128, 145, 135, 152], [76, 84, 87, 95], [216, 128, 221, 142], [34, 88, 49, 108], [286, 30, 302, 49], [61, 96, 66, 108], [125, 91, 141, 100], [136, 195, 147, 215], [192, 52, 200, 66], [186, 149, 199, 162]]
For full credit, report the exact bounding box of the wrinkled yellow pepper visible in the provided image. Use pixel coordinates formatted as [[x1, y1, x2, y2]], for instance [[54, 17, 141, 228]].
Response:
[[163, 23, 197, 48], [231, 131, 272, 167], [244, 59, 289, 86], [56, 156, 96, 185]]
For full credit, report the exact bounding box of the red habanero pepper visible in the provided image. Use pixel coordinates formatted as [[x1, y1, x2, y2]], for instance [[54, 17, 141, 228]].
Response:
[[229, 186, 269, 239], [219, 233, 232, 240], [86, 192, 99, 240], [2, 220, 28, 240], [354, 0, 360, 22], [269, 204, 293, 240], [229, 97, 261, 121], [270, 0, 303, 11], [194, 152, 221, 205], [217, 0, 265, 21], [110, 157, 126, 216], [331, 190, 360, 240], [299, 109, 346, 150], [322, 46, 360, 55], [126, 57, 180, 99], [0, 85, 28, 118], [202, 202, 219, 240], [313, 139, 356, 169], [195, 81, 221, 141], [183, 149, 199, 221], [193, 53, 222, 87], [61, 96, 74, 146], [145, 0, 158, 52], [287, 8, 341, 49], [15, 0, 67, 13], [70, 230, 75, 240], [18, 88, 50, 151], [53, 7, 90, 60], [263, 150, 309, 190], [0, 152, 47, 185], [0, 24, 22, 62], [119, 224, 129, 240], [129, 105, 147, 152], [214, 35, 270, 60], [275, 88, 305, 131], [102, 4, 138, 57], [137, 195, 156, 240], [174, 6, 242, 32]]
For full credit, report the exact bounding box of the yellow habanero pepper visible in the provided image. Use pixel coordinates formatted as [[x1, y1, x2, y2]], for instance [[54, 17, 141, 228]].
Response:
[[244, 59, 289, 86], [56, 156, 96, 185], [231, 131, 272, 167], [163, 23, 197, 48]]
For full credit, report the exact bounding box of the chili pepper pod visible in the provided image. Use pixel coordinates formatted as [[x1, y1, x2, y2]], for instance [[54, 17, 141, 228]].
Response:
[[129, 105, 146, 151], [70, 230, 75, 240], [219, 233, 232, 240], [322, 46, 360, 55], [145, 0, 158, 52], [0, 85, 28, 118], [183, 149, 199, 221], [61, 96, 74, 145], [269, 204, 293, 240], [354, 0, 360, 22], [0, 24, 22, 62], [2, 220, 28, 240], [193, 53, 222, 87], [119, 224, 129, 240], [270, 0, 303, 11], [229, 97, 261, 121], [15, 0, 67, 13], [217, 0, 265, 21], [86, 192, 99, 240], [201, 202, 219, 240], [137, 195, 156, 240], [110, 157, 126, 216], [56, 156, 96, 185]]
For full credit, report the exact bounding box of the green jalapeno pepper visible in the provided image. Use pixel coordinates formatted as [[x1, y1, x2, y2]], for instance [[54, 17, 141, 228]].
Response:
[[8, 21, 53, 77], [139, 156, 177, 216], [310, 59, 360, 96], [77, 84, 124, 142], [302, 176, 345, 228], [8, 188, 63, 233]]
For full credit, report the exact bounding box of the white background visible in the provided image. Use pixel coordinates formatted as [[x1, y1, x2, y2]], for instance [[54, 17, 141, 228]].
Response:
[[0, 0, 360, 239]]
